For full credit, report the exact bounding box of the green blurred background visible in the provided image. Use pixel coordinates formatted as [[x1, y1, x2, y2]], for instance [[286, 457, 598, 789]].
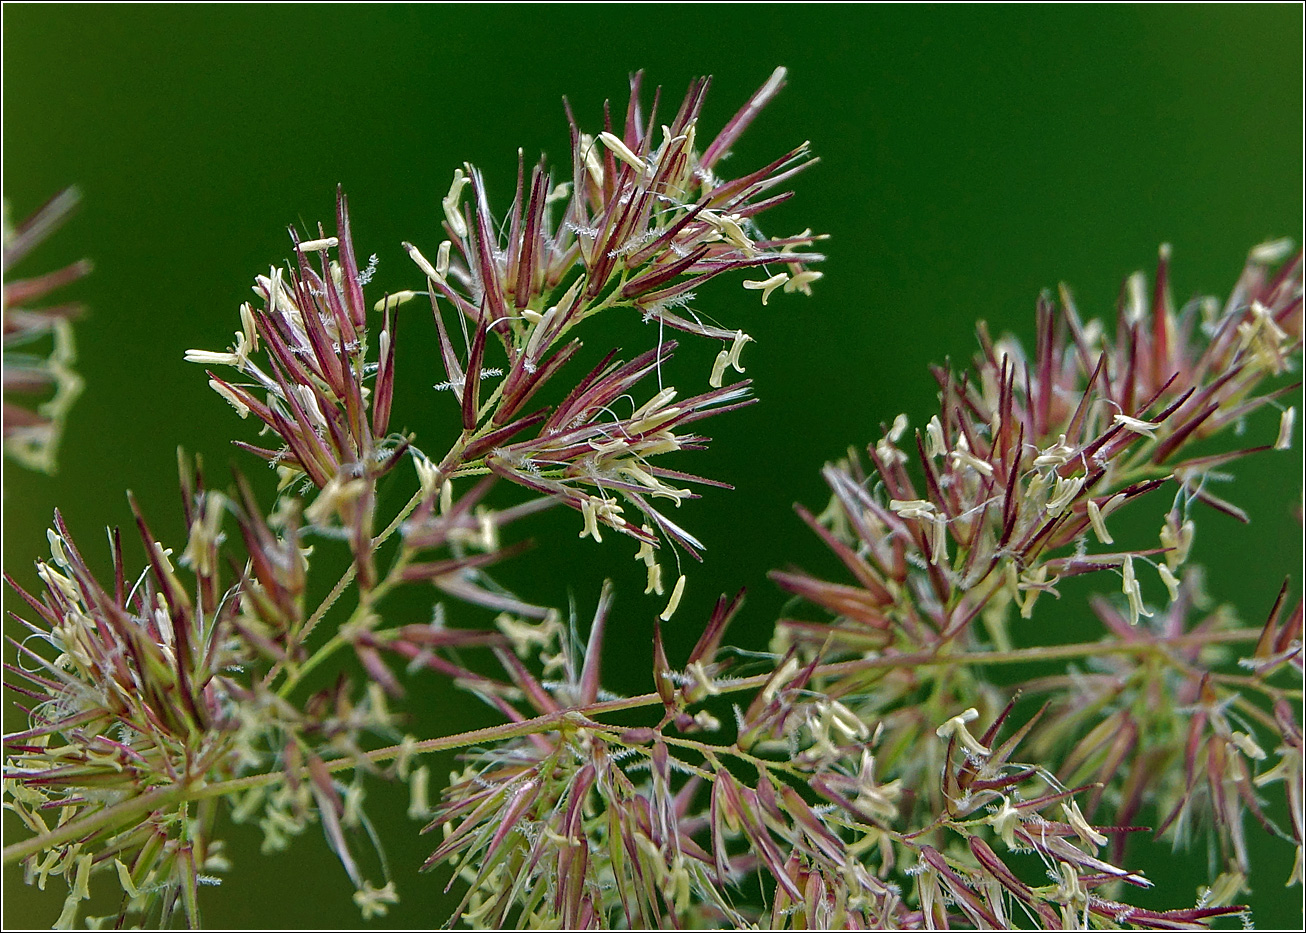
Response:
[[4, 4, 1301, 928]]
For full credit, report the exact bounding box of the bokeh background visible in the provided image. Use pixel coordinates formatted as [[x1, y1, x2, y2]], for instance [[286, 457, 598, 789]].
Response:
[[4, 4, 1301, 928]]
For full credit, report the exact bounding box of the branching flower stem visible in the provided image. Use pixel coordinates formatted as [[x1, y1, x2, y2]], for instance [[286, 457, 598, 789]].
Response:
[[7, 71, 1295, 928], [275, 386, 522, 692], [5, 623, 1265, 871], [265, 484, 426, 689], [274, 263, 679, 699]]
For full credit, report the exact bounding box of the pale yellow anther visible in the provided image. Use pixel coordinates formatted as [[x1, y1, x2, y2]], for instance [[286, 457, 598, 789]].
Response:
[[296, 236, 338, 252], [209, 379, 250, 418], [404, 242, 442, 282], [552, 277, 585, 320], [186, 348, 240, 366], [935, 708, 990, 756], [443, 169, 470, 239], [71, 850, 92, 898], [1237, 301, 1291, 374], [305, 476, 367, 527], [408, 765, 431, 819], [38, 561, 80, 604], [949, 433, 993, 476], [884, 413, 908, 444], [275, 464, 300, 492], [727, 330, 753, 372], [698, 209, 755, 252], [1231, 731, 1267, 761], [1122, 555, 1153, 625], [743, 272, 788, 305], [579, 133, 604, 189], [925, 415, 946, 459], [889, 498, 935, 520], [826, 699, 870, 742], [761, 656, 801, 705], [645, 561, 664, 596], [848, 752, 901, 821], [239, 302, 260, 354], [1276, 407, 1295, 450], [930, 512, 949, 567], [1124, 271, 1147, 325], [1062, 800, 1107, 848], [630, 407, 682, 434], [432, 239, 451, 278], [439, 478, 453, 515], [342, 778, 366, 828], [616, 463, 685, 504], [779, 228, 813, 254], [660, 573, 687, 621], [1158, 563, 1181, 602], [1250, 237, 1296, 264], [693, 709, 721, 731], [640, 432, 682, 456], [1160, 516, 1195, 570], [990, 796, 1023, 849], [687, 660, 720, 697], [1254, 756, 1293, 787], [1238, 233, 1290, 263], [46, 529, 69, 568], [353, 881, 400, 922], [579, 497, 602, 542], [257, 266, 295, 315], [181, 491, 226, 577], [595, 497, 625, 526], [1045, 475, 1084, 517], [876, 436, 908, 467], [632, 386, 677, 421], [1088, 492, 1125, 545], [1055, 860, 1087, 911], [293, 384, 325, 424], [1001, 558, 1021, 604], [1113, 412, 1160, 439], [524, 307, 556, 359], [374, 290, 420, 313], [392, 734, 421, 781], [497, 612, 561, 657], [635, 532, 657, 567], [476, 508, 498, 551], [718, 215, 755, 252], [783, 269, 823, 294], [587, 436, 626, 457], [1086, 499, 1112, 544], [545, 181, 572, 205], [709, 349, 731, 388], [115, 858, 140, 899], [598, 131, 646, 173], [658, 124, 683, 153], [31, 847, 61, 892], [1033, 434, 1076, 468], [1018, 564, 1057, 619], [54, 852, 94, 926]]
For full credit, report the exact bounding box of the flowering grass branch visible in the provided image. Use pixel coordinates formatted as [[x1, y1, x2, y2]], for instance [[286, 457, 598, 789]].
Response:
[[4, 68, 1301, 930], [3, 187, 89, 474]]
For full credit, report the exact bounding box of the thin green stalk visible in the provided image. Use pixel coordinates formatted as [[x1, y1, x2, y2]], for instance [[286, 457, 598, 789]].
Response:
[[818, 626, 1266, 679], [8, 625, 1270, 870], [264, 485, 428, 690], [3, 785, 184, 866], [278, 535, 416, 697]]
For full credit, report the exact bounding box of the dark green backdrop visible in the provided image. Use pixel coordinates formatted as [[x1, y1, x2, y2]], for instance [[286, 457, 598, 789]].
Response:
[[4, 4, 1301, 928]]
